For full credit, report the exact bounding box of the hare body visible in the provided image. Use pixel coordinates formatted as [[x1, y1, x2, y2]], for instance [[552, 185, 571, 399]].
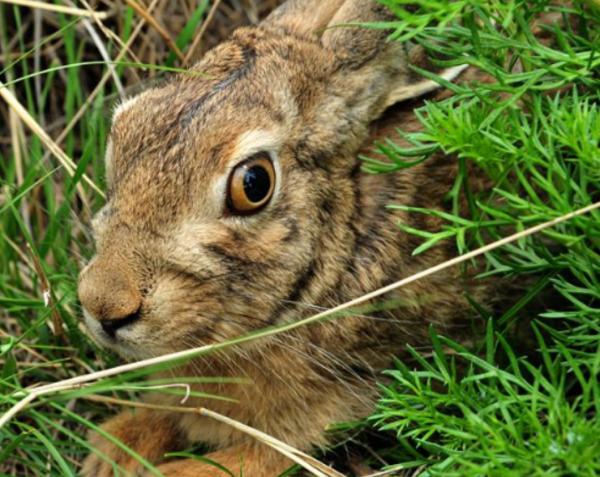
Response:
[[79, 2, 501, 476]]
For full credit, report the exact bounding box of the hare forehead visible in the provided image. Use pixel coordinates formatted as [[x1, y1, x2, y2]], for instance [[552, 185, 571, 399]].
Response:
[[109, 31, 320, 144], [110, 78, 293, 167]]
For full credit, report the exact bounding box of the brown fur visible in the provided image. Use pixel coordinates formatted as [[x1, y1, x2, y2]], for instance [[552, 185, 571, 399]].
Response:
[[78, 2, 506, 476]]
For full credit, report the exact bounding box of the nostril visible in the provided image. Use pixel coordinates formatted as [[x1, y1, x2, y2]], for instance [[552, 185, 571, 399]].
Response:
[[100, 308, 141, 338]]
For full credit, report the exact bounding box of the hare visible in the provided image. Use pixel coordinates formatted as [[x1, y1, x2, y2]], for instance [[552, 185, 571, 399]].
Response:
[[78, 1, 504, 476]]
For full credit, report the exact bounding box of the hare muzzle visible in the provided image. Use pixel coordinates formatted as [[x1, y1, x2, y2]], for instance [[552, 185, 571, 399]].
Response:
[[78, 256, 142, 338]]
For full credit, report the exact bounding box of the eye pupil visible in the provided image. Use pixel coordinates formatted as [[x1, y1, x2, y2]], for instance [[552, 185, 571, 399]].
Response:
[[227, 154, 275, 215], [243, 166, 271, 203]]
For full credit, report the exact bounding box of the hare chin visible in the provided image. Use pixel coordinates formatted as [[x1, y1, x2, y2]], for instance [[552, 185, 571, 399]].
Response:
[[82, 311, 158, 360]]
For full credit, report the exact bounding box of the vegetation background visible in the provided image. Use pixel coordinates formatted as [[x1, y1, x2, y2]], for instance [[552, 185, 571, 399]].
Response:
[[0, 0, 599, 476]]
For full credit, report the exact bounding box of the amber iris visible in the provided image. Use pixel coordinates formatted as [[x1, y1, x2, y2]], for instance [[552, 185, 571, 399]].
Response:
[[227, 154, 275, 214]]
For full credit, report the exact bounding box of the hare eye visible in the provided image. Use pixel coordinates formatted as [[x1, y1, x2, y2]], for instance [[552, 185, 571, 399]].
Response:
[[227, 153, 275, 215]]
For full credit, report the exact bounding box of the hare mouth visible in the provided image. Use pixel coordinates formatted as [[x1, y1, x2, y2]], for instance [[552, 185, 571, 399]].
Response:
[[83, 310, 155, 359]]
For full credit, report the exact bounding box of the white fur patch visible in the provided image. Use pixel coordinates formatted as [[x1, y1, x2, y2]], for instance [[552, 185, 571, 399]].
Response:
[[112, 92, 148, 121], [104, 138, 114, 182], [231, 129, 284, 160]]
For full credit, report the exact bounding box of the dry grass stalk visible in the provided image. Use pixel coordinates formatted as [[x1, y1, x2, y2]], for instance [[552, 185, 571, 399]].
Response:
[[41, 0, 161, 163], [183, 0, 223, 65], [0, 79, 104, 201], [125, 0, 185, 63], [79, 17, 126, 99], [26, 243, 64, 338], [0, 0, 110, 19], [83, 394, 345, 477]]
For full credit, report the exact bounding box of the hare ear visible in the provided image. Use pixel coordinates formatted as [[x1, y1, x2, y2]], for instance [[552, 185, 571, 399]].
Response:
[[262, 0, 346, 38], [321, 0, 451, 119], [264, 1, 421, 111], [321, 1, 397, 69]]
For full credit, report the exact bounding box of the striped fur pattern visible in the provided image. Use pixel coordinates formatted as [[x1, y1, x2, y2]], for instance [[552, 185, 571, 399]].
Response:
[[78, 1, 506, 475]]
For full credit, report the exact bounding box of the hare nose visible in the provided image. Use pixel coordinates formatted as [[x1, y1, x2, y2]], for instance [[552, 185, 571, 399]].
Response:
[[78, 258, 142, 336]]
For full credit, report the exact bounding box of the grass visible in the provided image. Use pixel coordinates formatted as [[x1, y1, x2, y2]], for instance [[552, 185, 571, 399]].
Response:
[[0, 0, 599, 476], [364, 1, 600, 475]]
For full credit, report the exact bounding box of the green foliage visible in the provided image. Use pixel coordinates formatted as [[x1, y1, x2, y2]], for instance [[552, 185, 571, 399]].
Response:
[[373, 325, 600, 476], [369, 0, 600, 475]]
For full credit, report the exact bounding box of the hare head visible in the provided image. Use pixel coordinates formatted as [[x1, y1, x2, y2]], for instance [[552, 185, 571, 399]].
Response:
[[78, 0, 425, 359]]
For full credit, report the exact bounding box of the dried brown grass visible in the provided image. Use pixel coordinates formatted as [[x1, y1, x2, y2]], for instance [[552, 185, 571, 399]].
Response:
[[0, 0, 283, 153]]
